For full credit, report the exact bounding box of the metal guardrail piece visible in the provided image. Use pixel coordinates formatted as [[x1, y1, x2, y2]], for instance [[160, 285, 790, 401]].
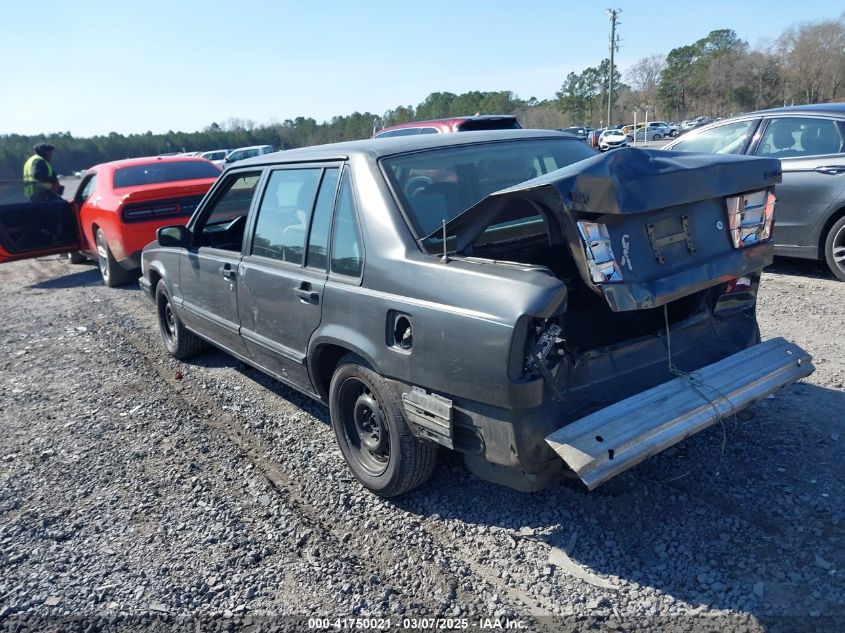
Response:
[[545, 337, 814, 489]]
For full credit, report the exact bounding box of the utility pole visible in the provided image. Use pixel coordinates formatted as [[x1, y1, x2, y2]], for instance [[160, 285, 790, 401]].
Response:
[[606, 8, 621, 127]]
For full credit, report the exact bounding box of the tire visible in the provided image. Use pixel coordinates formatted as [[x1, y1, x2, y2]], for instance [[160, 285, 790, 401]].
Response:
[[823, 215, 845, 281], [652, 134, 661, 141], [155, 280, 205, 359], [95, 229, 132, 287], [329, 354, 437, 497], [67, 251, 86, 264]]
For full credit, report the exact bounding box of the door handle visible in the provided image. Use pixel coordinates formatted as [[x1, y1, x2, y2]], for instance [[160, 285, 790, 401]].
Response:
[[293, 281, 319, 304], [814, 165, 845, 175], [219, 266, 236, 280]]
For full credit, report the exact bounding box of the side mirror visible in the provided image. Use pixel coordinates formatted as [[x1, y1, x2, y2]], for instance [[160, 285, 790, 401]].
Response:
[[157, 225, 189, 248]]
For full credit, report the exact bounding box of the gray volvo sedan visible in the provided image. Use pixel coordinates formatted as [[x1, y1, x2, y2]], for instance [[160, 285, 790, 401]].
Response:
[[140, 130, 812, 496]]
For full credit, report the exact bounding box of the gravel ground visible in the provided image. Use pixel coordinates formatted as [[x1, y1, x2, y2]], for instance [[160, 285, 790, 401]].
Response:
[[0, 255, 843, 633]]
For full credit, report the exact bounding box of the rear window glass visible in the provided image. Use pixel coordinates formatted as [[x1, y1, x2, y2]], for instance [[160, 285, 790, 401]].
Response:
[[382, 138, 596, 237], [457, 118, 520, 132], [113, 161, 220, 188]]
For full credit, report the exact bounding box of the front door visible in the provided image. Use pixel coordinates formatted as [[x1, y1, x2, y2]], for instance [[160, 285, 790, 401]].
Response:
[[178, 170, 263, 356], [238, 165, 341, 391], [752, 116, 845, 249], [0, 180, 81, 263]]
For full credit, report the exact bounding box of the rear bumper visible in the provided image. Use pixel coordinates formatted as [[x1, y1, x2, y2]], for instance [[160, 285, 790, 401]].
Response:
[[545, 337, 813, 489]]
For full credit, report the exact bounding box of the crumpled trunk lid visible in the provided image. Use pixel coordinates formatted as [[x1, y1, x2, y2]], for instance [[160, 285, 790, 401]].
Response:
[[436, 148, 782, 311]]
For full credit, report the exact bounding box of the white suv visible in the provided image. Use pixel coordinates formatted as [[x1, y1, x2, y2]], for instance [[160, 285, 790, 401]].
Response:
[[224, 145, 275, 166]]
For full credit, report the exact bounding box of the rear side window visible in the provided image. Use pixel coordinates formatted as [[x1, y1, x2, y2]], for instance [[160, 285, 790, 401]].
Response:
[[252, 169, 322, 264], [113, 161, 219, 188], [754, 117, 845, 158], [306, 168, 340, 270], [330, 171, 363, 277]]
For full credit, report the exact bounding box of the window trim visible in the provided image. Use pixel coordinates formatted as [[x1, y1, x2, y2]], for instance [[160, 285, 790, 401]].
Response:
[[327, 166, 365, 285]]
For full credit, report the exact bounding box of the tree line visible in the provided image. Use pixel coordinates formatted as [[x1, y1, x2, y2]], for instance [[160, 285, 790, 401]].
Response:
[[1, 13, 842, 179]]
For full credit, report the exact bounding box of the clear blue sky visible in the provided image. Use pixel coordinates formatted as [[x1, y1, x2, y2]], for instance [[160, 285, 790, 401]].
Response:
[[0, 0, 840, 137]]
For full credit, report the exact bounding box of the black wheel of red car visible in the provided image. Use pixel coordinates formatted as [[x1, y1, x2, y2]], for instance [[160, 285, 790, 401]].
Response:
[[67, 251, 86, 264], [155, 280, 205, 359], [95, 229, 131, 287], [329, 354, 437, 497], [824, 215, 845, 282]]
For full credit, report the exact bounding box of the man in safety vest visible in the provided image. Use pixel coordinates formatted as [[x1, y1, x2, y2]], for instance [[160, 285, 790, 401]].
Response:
[[23, 143, 64, 202]]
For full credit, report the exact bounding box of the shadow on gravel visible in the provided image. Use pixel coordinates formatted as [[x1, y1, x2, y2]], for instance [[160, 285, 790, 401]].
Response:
[[183, 349, 331, 422], [27, 265, 141, 291], [395, 382, 845, 630], [766, 256, 836, 281]]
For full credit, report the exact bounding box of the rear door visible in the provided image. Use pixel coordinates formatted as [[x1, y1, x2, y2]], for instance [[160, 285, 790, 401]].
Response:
[[237, 164, 341, 391], [0, 180, 81, 263], [179, 170, 263, 356], [751, 115, 845, 249]]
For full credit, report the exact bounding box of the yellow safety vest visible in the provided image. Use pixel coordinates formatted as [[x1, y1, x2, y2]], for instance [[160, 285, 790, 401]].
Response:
[[23, 154, 54, 198]]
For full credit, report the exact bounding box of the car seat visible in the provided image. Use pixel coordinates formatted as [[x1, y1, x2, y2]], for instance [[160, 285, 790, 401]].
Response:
[[800, 124, 842, 156], [768, 125, 799, 157]]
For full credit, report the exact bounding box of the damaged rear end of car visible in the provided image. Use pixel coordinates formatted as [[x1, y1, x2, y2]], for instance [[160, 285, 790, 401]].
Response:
[[417, 148, 813, 490]]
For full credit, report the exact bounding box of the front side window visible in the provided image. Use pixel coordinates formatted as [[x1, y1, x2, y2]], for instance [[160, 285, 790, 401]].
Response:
[[754, 117, 845, 158], [77, 174, 97, 202], [197, 171, 261, 250], [251, 168, 321, 264], [383, 138, 596, 237], [670, 119, 758, 155], [330, 171, 363, 278]]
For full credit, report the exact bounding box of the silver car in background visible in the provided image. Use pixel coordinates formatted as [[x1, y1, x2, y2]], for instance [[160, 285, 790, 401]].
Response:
[[664, 103, 845, 280]]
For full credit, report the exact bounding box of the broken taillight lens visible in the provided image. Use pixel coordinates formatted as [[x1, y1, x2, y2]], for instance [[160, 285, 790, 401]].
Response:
[[724, 275, 753, 294], [725, 189, 776, 248], [576, 221, 623, 283]]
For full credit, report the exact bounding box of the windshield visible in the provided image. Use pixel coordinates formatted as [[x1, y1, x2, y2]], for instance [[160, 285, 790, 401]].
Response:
[[113, 160, 220, 189], [382, 138, 596, 237]]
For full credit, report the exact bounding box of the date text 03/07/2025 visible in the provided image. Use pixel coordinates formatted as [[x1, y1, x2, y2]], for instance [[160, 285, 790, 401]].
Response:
[[307, 616, 529, 630]]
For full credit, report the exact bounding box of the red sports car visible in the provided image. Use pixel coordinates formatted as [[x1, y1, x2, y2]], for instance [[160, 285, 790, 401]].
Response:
[[0, 156, 221, 286]]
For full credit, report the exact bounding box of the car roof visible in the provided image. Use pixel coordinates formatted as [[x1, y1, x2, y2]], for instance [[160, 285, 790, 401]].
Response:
[[232, 129, 582, 167], [742, 103, 845, 117], [375, 115, 519, 136]]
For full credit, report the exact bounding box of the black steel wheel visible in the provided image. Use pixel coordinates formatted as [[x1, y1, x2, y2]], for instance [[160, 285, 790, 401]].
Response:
[[155, 280, 204, 359], [95, 229, 131, 287], [329, 354, 437, 496], [824, 215, 845, 282]]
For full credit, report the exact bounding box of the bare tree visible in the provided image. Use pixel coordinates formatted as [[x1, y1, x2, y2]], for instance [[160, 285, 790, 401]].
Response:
[[626, 54, 665, 110], [777, 17, 845, 103]]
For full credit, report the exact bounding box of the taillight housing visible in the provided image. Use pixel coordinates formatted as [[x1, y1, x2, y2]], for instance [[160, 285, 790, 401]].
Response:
[[576, 221, 623, 283], [725, 189, 776, 248], [121, 203, 181, 222]]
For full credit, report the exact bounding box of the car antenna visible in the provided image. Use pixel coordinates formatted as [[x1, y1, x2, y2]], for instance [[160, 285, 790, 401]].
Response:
[[440, 219, 450, 264]]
